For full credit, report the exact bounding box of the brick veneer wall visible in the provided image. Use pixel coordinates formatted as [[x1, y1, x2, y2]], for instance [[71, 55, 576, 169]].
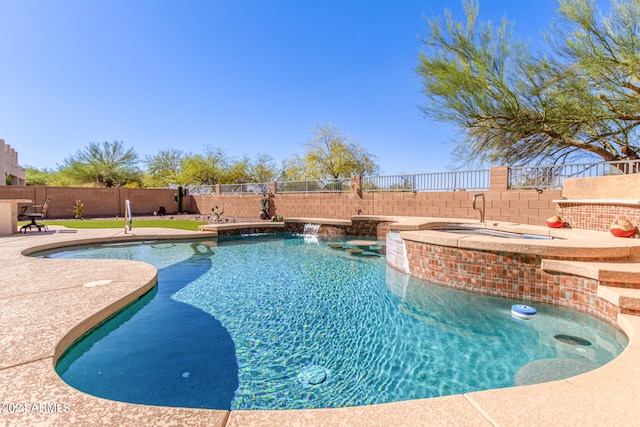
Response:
[[403, 241, 624, 322]]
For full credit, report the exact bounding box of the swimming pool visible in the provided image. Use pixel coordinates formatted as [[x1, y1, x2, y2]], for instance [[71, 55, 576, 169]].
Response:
[[48, 234, 627, 410]]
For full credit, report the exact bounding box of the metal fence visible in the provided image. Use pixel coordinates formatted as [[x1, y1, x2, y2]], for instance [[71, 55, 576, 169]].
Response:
[[508, 160, 640, 190], [185, 159, 640, 195], [220, 183, 269, 195], [185, 185, 215, 195], [361, 170, 490, 192], [187, 183, 270, 195], [275, 178, 351, 193]]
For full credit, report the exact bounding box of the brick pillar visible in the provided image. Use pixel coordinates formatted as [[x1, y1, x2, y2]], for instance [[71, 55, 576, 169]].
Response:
[[490, 166, 509, 192], [215, 184, 221, 195], [269, 181, 277, 195]]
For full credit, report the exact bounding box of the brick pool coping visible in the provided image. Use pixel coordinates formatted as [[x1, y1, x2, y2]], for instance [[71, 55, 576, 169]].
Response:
[[1, 219, 639, 426]]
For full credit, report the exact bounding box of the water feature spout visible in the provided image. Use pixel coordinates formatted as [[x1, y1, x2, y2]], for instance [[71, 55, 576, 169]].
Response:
[[303, 223, 321, 235], [472, 193, 485, 223]]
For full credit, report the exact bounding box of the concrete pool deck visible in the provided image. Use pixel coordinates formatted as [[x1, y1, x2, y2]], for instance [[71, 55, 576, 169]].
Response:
[[1, 223, 640, 426]]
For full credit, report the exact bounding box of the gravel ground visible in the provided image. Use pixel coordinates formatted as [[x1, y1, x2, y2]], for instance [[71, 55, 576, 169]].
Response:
[[140, 214, 266, 224], [54, 214, 265, 224]]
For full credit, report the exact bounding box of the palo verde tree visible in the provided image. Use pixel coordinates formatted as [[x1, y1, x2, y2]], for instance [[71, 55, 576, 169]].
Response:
[[248, 153, 280, 183], [24, 166, 73, 186], [218, 153, 281, 184], [60, 141, 141, 187], [289, 124, 379, 179], [142, 148, 280, 186], [178, 146, 229, 185], [416, 0, 640, 167], [142, 148, 186, 187]]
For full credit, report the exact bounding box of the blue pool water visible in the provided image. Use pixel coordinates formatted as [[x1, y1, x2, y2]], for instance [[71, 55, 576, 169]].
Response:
[[49, 234, 627, 410]]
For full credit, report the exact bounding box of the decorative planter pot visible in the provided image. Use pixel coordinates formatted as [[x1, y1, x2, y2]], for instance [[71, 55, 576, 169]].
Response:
[[610, 228, 635, 238], [546, 215, 564, 228], [610, 219, 636, 238]]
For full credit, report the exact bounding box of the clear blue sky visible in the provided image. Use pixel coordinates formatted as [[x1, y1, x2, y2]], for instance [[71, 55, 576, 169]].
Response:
[[2, 0, 562, 175]]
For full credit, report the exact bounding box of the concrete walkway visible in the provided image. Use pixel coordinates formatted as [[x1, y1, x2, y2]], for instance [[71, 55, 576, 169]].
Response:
[[1, 226, 639, 426]]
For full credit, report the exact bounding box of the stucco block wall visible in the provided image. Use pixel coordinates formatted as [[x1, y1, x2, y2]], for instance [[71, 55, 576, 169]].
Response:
[[2, 167, 637, 229], [0, 165, 562, 223], [0, 139, 26, 186], [0, 185, 560, 224], [0, 186, 181, 218], [563, 174, 640, 200], [188, 189, 559, 225], [191, 194, 264, 220]]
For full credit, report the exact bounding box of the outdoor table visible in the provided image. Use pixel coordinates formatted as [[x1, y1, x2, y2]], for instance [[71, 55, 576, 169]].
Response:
[[0, 199, 32, 235]]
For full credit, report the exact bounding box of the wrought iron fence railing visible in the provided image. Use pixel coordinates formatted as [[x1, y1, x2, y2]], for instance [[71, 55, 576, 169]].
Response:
[[219, 183, 270, 195], [361, 170, 490, 192], [185, 185, 215, 195], [275, 178, 351, 193], [508, 160, 640, 190], [186, 183, 270, 195], [184, 159, 640, 194]]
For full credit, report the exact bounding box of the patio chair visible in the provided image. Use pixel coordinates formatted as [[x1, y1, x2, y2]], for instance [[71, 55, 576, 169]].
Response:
[[19, 196, 51, 233]]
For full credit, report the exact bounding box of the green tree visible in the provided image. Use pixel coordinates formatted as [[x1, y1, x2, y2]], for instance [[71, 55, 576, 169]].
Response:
[[178, 146, 228, 185], [224, 156, 251, 184], [25, 166, 52, 186], [248, 153, 279, 182], [25, 166, 72, 186], [289, 124, 379, 179], [279, 156, 307, 181], [59, 141, 141, 187], [143, 148, 185, 187], [416, 0, 640, 166]]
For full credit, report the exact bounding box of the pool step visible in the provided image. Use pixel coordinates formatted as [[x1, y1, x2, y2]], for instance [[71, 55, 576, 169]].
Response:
[[542, 259, 640, 314], [541, 260, 640, 284], [598, 286, 640, 313]]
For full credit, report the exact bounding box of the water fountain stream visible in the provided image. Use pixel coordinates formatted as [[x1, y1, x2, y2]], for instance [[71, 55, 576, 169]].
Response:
[[303, 223, 321, 234]]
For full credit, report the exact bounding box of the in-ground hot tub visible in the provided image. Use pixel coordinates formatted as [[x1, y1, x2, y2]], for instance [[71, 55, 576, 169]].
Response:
[[426, 224, 556, 240], [385, 219, 640, 322]]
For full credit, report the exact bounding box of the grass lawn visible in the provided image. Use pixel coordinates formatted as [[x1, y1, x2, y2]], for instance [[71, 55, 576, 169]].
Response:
[[18, 219, 208, 231]]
